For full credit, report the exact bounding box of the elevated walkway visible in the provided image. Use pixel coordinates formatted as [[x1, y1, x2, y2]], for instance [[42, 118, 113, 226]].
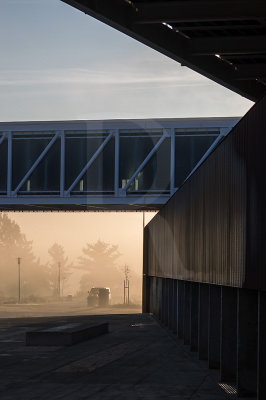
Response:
[[0, 117, 238, 211]]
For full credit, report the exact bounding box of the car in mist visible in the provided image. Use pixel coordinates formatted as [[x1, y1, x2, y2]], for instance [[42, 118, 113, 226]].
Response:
[[87, 287, 110, 307]]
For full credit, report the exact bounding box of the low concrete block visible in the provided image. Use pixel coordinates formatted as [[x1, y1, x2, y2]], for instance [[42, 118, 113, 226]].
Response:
[[25, 322, 109, 346]]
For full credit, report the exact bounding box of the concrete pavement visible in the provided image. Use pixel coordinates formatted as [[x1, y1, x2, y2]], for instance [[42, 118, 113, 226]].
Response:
[[0, 313, 236, 399]]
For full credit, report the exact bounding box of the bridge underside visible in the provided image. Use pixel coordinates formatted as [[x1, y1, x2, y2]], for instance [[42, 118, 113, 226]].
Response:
[[0, 197, 162, 212]]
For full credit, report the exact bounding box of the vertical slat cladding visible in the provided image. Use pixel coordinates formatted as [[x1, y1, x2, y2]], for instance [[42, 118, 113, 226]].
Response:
[[144, 96, 266, 290], [245, 98, 266, 290]]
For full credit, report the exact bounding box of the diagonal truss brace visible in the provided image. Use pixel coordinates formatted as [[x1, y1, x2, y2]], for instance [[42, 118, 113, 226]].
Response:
[[0, 132, 7, 146], [13, 132, 59, 195], [182, 128, 229, 185], [65, 131, 113, 195], [121, 129, 170, 193]]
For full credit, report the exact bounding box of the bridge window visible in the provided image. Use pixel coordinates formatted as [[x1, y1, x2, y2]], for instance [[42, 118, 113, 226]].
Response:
[[12, 132, 60, 193], [175, 131, 219, 188], [119, 132, 170, 193], [65, 132, 115, 193], [0, 137, 7, 194]]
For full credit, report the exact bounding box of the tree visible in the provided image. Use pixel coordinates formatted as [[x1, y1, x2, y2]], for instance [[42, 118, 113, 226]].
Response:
[[0, 213, 51, 299], [76, 239, 123, 301], [0, 213, 22, 248], [78, 239, 121, 271], [48, 243, 72, 297], [120, 264, 142, 305]]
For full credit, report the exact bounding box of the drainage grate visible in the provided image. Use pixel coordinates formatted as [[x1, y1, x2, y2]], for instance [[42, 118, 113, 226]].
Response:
[[219, 383, 237, 395]]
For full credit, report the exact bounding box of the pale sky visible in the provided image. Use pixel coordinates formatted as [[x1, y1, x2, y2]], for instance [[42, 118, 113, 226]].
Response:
[[0, 0, 253, 290], [8, 211, 155, 270], [0, 0, 253, 121]]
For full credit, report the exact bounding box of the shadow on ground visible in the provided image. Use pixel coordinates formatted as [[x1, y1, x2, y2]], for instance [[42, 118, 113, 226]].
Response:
[[0, 313, 235, 399]]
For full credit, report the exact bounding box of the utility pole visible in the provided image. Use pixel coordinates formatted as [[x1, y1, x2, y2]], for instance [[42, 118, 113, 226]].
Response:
[[58, 262, 61, 298], [17, 257, 21, 304]]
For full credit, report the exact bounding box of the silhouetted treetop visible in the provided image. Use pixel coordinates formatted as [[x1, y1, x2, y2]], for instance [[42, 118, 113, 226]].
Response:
[[78, 239, 121, 272], [76, 239, 123, 297], [0, 213, 29, 249], [0, 213, 50, 298]]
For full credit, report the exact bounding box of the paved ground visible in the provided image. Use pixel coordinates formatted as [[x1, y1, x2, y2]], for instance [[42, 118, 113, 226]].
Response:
[[0, 302, 141, 319], [0, 312, 237, 400]]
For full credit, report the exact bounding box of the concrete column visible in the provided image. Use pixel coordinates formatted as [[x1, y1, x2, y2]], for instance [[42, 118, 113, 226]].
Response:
[[158, 278, 163, 321], [258, 290, 266, 400], [172, 280, 178, 334], [154, 277, 158, 317], [198, 283, 209, 360], [168, 279, 174, 331], [165, 279, 169, 326], [150, 276, 155, 315], [237, 288, 258, 398], [220, 286, 237, 382], [161, 278, 165, 324], [177, 280, 185, 339], [162, 278, 169, 326], [165, 279, 170, 329], [184, 281, 192, 345], [149, 276, 154, 314], [142, 275, 150, 313], [208, 284, 221, 369], [152, 277, 157, 315], [190, 282, 199, 352]]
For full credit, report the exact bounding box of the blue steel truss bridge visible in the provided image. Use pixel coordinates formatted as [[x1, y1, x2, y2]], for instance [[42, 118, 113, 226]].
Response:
[[0, 117, 238, 211]]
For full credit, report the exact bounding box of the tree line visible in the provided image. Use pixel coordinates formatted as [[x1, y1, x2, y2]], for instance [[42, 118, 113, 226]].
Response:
[[0, 213, 141, 303]]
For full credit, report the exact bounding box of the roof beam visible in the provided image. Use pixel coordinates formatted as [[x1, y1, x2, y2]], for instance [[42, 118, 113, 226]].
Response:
[[188, 35, 266, 55], [61, 0, 265, 101], [235, 64, 266, 79], [134, 1, 266, 23], [174, 23, 266, 32]]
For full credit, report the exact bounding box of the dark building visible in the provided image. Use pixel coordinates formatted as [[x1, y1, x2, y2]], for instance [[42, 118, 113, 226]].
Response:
[[143, 95, 266, 398]]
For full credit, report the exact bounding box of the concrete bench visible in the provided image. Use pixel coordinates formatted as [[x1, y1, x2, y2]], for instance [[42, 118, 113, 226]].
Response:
[[25, 322, 109, 346]]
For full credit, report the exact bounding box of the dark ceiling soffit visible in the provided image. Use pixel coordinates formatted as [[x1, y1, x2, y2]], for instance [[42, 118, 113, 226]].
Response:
[[134, 1, 266, 23], [188, 36, 266, 56], [169, 23, 266, 32], [236, 64, 266, 80], [61, 0, 264, 101]]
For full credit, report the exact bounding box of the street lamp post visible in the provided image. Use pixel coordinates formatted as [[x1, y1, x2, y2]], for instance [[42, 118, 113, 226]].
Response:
[[58, 262, 61, 298], [17, 257, 21, 304]]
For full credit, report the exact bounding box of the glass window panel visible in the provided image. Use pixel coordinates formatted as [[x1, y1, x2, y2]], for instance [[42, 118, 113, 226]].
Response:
[[72, 138, 114, 192], [65, 136, 108, 189], [20, 140, 60, 192], [119, 136, 161, 188], [12, 138, 52, 189], [175, 135, 217, 188], [127, 138, 170, 192], [0, 140, 7, 192]]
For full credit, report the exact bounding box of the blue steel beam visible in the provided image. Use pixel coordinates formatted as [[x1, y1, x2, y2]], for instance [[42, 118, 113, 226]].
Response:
[[0, 118, 239, 211]]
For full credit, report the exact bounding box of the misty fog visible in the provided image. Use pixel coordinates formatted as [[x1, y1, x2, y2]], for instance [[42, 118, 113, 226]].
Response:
[[0, 212, 156, 317]]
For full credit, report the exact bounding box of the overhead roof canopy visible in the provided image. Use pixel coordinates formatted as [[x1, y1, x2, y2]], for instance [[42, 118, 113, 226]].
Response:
[[62, 0, 266, 102]]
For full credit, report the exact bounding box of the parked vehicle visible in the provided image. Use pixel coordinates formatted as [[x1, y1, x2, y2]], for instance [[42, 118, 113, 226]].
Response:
[[87, 287, 110, 307]]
